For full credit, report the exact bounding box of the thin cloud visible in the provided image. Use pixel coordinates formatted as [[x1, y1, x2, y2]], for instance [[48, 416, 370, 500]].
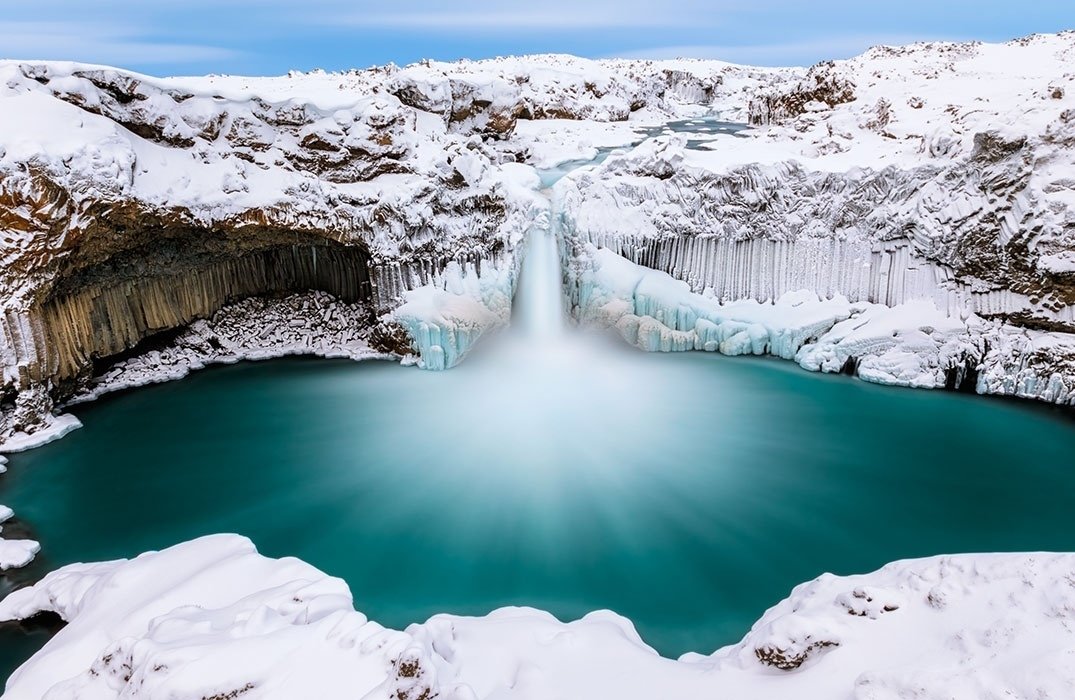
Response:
[[0, 21, 238, 65], [340, 10, 704, 30], [327, 0, 728, 31], [613, 34, 962, 66]]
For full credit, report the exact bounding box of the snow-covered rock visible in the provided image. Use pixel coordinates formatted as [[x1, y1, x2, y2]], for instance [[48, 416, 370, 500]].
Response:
[[3, 535, 1075, 700], [66, 291, 389, 403], [0, 500, 40, 571], [557, 33, 1075, 402], [573, 245, 993, 390]]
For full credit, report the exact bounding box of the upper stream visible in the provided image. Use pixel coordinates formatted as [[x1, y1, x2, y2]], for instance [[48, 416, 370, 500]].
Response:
[[1, 117, 1073, 684]]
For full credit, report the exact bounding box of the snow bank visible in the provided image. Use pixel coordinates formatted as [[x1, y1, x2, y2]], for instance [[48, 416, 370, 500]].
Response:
[[0, 536, 410, 700], [3, 535, 1075, 700], [0, 500, 40, 571], [0, 537, 39, 571], [0, 413, 82, 454]]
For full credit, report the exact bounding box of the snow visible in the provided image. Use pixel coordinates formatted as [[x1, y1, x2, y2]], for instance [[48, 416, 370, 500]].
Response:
[[510, 118, 644, 169], [0, 502, 40, 571], [0, 538, 39, 571], [3, 535, 1075, 700], [0, 413, 83, 454]]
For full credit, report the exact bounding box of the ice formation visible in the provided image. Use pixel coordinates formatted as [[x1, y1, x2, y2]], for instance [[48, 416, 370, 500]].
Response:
[[3, 535, 1075, 700], [571, 245, 1025, 393], [392, 259, 516, 370]]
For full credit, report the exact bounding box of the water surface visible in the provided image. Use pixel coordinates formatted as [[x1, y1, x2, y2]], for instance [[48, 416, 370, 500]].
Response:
[[1, 341, 1072, 681]]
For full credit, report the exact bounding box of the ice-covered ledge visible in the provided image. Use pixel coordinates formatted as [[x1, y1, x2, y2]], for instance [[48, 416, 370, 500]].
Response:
[[2, 534, 1074, 699], [570, 245, 1075, 401], [391, 242, 524, 371]]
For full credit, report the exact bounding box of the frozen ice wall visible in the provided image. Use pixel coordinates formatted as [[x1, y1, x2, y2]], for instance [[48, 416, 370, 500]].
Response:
[[391, 258, 516, 370]]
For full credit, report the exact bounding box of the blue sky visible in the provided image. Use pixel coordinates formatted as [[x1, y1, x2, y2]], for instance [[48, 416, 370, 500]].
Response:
[[0, 1, 1072, 76]]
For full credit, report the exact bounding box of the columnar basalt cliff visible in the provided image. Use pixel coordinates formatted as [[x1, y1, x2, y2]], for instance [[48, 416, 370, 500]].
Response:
[[557, 33, 1075, 402]]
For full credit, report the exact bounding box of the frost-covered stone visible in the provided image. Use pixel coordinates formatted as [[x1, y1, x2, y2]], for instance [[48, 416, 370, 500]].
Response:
[[0, 501, 40, 571], [68, 291, 390, 404], [572, 246, 999, 391]]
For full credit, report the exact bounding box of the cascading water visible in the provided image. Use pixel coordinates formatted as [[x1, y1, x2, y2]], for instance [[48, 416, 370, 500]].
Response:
[[510, 116, 753, 342], [510, 228, 566, 339]]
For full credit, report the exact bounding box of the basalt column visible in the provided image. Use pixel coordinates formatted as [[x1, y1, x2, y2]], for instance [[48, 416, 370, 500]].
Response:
[[37, 242, 373, 385]]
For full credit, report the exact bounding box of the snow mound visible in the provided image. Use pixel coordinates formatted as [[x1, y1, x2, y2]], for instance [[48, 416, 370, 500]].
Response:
[[2, 536, 1074, 699], [0, 502, 40, 571]]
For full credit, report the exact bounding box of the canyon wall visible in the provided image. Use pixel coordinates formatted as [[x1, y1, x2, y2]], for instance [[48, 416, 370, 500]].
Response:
[[556, 34, 1075, 403]]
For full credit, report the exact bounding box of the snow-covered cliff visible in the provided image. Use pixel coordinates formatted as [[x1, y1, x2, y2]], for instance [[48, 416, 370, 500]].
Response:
[[2, 535, 1074, 700], [0, 55, 766, 450], [557, 33, 1075, 402], [5, 37, 1073, 449]]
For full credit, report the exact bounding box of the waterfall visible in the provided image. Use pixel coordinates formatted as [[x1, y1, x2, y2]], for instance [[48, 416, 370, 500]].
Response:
[[511, 228, 565, 339]]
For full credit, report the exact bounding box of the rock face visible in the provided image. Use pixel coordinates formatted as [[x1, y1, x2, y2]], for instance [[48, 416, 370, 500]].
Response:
[[557, 33, 1075, 403], [0, 56, 749, 447]]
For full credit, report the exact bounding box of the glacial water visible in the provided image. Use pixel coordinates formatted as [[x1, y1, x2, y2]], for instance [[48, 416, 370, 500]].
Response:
[[1, 117, 1073, 683]]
